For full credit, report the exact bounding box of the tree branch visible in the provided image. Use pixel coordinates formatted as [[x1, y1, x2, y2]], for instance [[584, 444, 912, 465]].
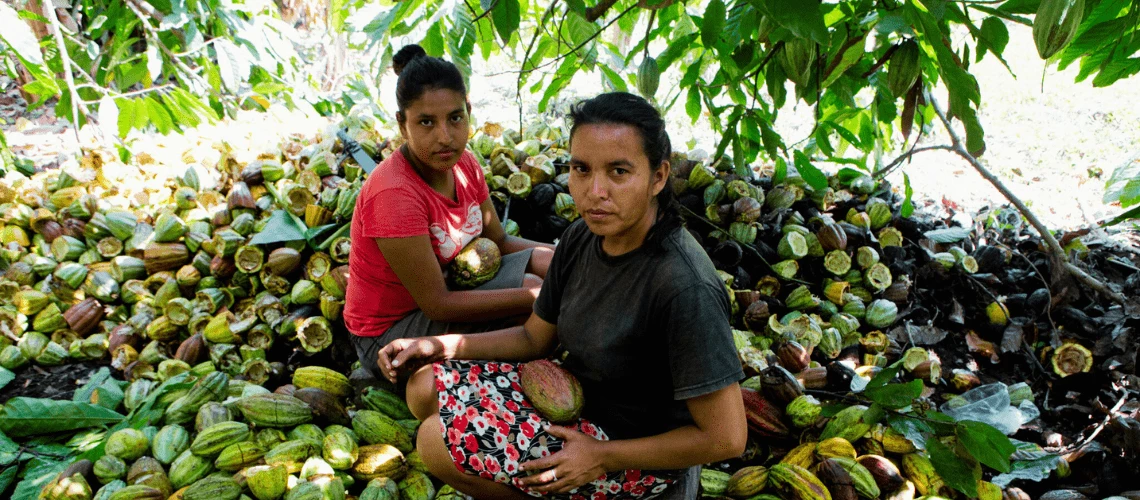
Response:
[[488, 4, 639, 76], [43, 2, 83, 145], [872, 145, 955, 179], [585, 0, 620, 22], [927, 93, 1127, 305]]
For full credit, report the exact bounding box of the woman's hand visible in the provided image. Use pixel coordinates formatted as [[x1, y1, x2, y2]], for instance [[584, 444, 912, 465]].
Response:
[[376, 337, 454, 383], [517, 426, 608, 494]]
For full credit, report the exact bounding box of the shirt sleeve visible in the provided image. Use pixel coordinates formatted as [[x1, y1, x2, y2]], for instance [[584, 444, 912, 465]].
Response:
[[463, 151, 490, 204], [664, 282, 745, 400], [357, 186, 430, 239]]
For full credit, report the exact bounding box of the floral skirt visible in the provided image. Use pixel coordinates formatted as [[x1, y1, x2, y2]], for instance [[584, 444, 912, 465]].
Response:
[[433, 360, 682, 499]]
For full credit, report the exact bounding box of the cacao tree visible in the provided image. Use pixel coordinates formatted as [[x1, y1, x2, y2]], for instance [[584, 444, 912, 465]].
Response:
[[338, 0, 1137, 217], [0, 0, 308, 141]]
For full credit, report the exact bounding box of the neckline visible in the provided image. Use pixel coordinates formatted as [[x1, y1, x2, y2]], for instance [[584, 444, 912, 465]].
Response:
[[398, 148, 460, 205], [593, 232, 648, 265]]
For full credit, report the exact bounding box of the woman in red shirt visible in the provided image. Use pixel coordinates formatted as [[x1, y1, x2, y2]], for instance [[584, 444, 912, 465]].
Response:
[[345, 45, 554, 385]]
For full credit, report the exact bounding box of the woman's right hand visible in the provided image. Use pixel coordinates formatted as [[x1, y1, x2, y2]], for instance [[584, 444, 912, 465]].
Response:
[[376, 337, 455, 383]]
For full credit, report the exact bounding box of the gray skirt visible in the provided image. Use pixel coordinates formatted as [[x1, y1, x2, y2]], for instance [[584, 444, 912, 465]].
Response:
[[351, 248, 534, 382]]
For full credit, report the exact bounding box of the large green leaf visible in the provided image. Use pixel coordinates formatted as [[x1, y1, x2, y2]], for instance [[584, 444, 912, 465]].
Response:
[[864, 379, 923, 409], [249, 210, 307, 245], [957, 420, 1015, 473], [0, 368, 12, 392], [491, 0, 520, 44], [0, 431, 19, 466], [0, 465, 17, 497], [927, 437, 980, 497], [701, 0, 726, 49], [0, 398, 124, 437], [758, 0, 830, 45], [0, 3, 44, 66], [11, 458, 67, 500], [792, 151, 828, 191]]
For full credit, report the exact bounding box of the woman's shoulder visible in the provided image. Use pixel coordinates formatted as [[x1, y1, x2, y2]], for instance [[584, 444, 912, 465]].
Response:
[[652, 229, 723, 292]]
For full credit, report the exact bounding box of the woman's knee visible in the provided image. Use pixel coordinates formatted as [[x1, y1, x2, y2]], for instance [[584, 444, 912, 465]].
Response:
[[522, 273, 542, 290], [417, 415, 529, 500], [405, 364, 438, 421]]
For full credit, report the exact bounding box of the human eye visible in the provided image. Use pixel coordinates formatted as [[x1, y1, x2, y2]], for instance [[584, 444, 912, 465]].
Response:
[[450, 115, 464, 123], [419, 119, 433, 127], [612, 167, 630, 176], [571, 164, 589, 174]]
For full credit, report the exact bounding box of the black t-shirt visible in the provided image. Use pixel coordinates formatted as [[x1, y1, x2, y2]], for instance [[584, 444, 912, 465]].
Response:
[[534, 220, 744, 440]]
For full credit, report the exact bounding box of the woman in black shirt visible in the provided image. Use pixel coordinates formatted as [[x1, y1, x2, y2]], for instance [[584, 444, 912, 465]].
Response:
[[377, 92, 746, 500]]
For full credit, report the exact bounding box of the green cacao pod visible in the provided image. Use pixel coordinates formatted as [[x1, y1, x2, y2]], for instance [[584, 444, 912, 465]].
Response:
[[396, 470, 435, 500], [352, 410, 413, 454], [214, 441, 267, 471], [351, 444, 407, 481], [360, 387, 414, 421], [359, 478, 400, 500], [105, 428, 149, 462], [264, 440, 321, 474], [169, 450, 214, 489], [151, 425, 191, 465], [292, 366, 352, 399], [181, 475, 241, 500], [637, 56, 660, 98], [190, 421, 251, 457], [700, 469, 732, 497], [246, 465, 288, 500], [1033, 0, 1084, 59], [322, 432, 359, 470], [820, 405, 870, 443], [234, 393, 313, 428], [778, 39, 816, 87], [767, 463, 832, 500], [887, 40, 921, 98]]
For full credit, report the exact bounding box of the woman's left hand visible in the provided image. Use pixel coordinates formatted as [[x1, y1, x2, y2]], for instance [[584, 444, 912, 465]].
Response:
[[517, 425, 607, 494]]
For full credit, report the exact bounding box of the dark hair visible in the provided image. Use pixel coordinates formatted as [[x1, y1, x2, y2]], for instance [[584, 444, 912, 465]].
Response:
[[392, 44, 467, 121], [568, 92, 683, 252]]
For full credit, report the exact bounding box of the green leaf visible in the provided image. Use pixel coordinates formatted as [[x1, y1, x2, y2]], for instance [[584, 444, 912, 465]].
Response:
[[304, 223, 338, 247], [792, 151, 828, 191], [866, 360, 904, 389], [924, 227, 972, 243], [145, 97, 174, 135], [0, 431, 19, 466], [927, 438, 980, 497], [658, 33, 699, 71], [0, 3, 45, 66], [0, 465, 17, 496], [0, 398, 124, 437], [249, 210, 307, 245], [758, 0, 830, 45], [773, 157, 788, 184], [214, 39, 248, 93], [863, 402, 886, 426], [759, 121, 782, 160], [702, 0, 726, 49], [11, 458, 68, 500], [598, 64, 629, 93], [422, 20, 445, 56], [901, 172, 915, 217], [864, 379, 923, 409], [72, 368, 113, 404], [979, 17, 1010, 59], [822, 37, 865, 87], [491, 0, 520, 44], [886, 413, 932, 450], [0, 368, 12, 392], [957, 420, 1015, 473]]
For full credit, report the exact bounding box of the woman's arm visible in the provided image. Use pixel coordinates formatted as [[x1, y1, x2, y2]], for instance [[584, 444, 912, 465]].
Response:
[[377, 314, 560, 382], [375, 235, 540, 322], [518, 383, 748, 493]]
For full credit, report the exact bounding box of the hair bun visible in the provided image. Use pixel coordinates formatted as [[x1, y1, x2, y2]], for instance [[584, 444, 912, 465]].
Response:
[[393, 44, 428, 76]]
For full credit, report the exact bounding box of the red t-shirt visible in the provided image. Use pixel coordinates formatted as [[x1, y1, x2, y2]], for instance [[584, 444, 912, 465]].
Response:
[[345, 149, 490, 337]]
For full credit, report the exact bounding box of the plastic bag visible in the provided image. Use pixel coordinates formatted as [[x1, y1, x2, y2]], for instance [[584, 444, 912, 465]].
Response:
[[940, 382, 1040, 435]]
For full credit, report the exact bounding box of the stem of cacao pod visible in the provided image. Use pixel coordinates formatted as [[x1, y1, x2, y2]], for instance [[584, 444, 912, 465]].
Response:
[[928, 94, 1125, 305]]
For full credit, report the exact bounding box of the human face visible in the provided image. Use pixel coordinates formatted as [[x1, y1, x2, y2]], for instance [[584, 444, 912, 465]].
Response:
[[568, 123, 669, 255], [397, 88, 470, 175]]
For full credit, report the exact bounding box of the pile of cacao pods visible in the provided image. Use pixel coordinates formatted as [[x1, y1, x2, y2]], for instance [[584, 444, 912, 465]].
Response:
[[0, 105, 1128, 499], [37, 364, 466, 500]]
